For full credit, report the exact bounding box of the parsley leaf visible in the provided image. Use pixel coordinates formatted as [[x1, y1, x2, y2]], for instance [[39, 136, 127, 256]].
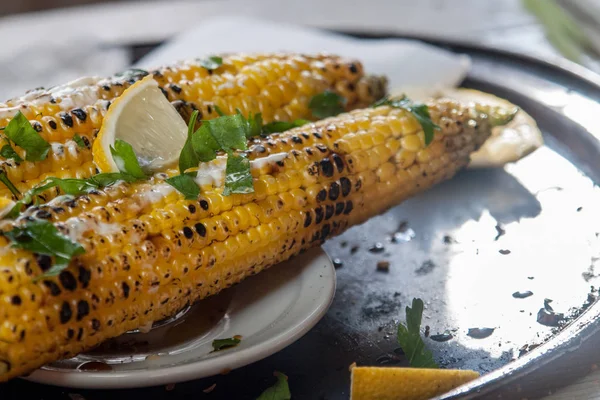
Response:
[[244, 111, 263, 138], [0, 171, 20, 197], [87, 172, 137, 187], [110, 139, 146, 179], [115, 68, 149, 79], [198, 56, 223, 70], [3, 111, 50, 161], [397, 298, 438, 368], [256, 372, 291, 400], [262, 119, 309, 134], [205, 114, 248, 152], [73, 134, 86, 148], [179, 110, 202, 174], [223, 154, 253, 196], [3, 220, 84, 278], [166, 174, 200, 200], [309, 91, 346, 119], [211, 336, 241, 351], [0, 144, 23, 162], [373, 96, 440, 145]]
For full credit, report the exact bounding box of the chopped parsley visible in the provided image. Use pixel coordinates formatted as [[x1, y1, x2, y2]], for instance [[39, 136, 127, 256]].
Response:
[[262, 119, 309, 134], [110, 139, 146, 179], [166, 174, 200, 200], [3, 111, 50, 161], [0, 144, 23, 163], [223, 154, 253, 195], [115, 68, 149, 79], [211, 336, 241, 351], [256, 372, 291, 400], [373, 96, 440, 145], [73, 134, 86, 148], [3, 220, 85, 278], [0, 171, 20, 197], [198, 56, 223, 70], [309, 91, 346, 119], [396, 298, 438, 368]]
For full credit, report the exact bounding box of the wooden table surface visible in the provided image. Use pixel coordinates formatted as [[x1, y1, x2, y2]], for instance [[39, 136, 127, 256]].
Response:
[[1, 1, 599, 398]]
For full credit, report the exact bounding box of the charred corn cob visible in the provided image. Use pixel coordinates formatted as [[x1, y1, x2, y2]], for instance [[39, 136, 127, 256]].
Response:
[[0, 98, 514, 381], [0, 53, 387, 199]]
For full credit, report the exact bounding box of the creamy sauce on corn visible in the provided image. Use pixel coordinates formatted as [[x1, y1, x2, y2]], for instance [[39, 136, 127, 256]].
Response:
[[64, 217, 121, 242], [194, 152, 288, 188], [142, 183, 175, 204]]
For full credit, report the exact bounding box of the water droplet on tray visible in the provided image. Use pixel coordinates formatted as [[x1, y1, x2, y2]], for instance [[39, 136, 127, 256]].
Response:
[[369, 243, 385, 253], [430, 333, 454, 342], [512, 291, 533, 299], [467, 328, 495, 339], [332, 258, 343, 269]]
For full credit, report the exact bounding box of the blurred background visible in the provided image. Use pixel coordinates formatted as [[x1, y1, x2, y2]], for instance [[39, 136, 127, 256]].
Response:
[[1, 0, 600, 101]]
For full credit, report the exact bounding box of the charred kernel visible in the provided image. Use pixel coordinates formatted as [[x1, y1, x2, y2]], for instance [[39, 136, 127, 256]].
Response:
[[32, 122, 42, 132], [340, 177, 351, 197], [36, 254, 52, 271], [316, 189, 327, 202], [199, 200, 209, 210], [349, 63, 359, 74], [291, 136, 303, 144], [313, 132, 323, 139], [183, 227, 194, 239], [344, 200, 354, 215], [320, 159, 334, 177], [328, 182, 340, 200], [194, 223, 207, 237], [76, 301, 90, 321], [306, 148, 313, 155], [315, 207, 324, 224], [92, 319, 101, 331], [316, 144, 328, 153], [60, 113, 74, 127], [72, 108, 87, 121], [67, 329, 75, 339], [332, 154, 344, 172], [304, 212, 312, 227], [48, 120, 58, 130], [122, 282, 130, 299], [77, 328, 83, 341], [301, 132, 310, 139], [59, 271, 77, 291], [254, 145, 266, 153], [335, 202, 345, 215], [60, 302, 72, 324], [170, 84, 182, 94], [43, 280, 61, 296], [78, 266, 91, 288], [321, 224, 331, 240], [10, 295, 21, 306], [188, 204, 196, 214], [325, 204, 334, 220], [34, 210, 52, 219]]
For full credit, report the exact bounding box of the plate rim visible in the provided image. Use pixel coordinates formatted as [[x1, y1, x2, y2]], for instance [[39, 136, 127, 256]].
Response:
[[22, 247, 336, 389]]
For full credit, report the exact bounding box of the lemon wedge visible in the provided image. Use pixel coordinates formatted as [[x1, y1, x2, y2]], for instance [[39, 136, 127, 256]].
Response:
[[92, 75, 188, 173], [350, 366, 479, 400]]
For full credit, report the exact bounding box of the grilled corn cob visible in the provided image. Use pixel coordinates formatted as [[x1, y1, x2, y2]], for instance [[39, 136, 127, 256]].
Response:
[[0, 98, 514, 381], [0, 53, 387, 199]]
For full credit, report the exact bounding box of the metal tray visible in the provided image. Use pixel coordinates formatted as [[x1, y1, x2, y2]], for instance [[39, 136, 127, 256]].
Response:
[[3, 39, 600, 400]]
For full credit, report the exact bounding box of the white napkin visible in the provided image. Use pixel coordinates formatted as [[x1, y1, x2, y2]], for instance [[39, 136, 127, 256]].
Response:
[[136, 15, 471, 96]]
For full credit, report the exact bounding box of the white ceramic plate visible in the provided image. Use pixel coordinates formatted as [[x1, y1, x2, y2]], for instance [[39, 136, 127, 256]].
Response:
[[24, 247, 335, 389]]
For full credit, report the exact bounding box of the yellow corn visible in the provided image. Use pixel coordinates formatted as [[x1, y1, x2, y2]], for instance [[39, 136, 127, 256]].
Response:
[[0, 53, 387, 199], [0, 98, 515, 381]]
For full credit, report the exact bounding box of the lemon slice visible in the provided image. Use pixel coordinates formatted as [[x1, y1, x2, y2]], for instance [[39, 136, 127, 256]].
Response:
[[391, 87, 543, 168], [350, 366, 479, 400], [92, 75, 188, 173]]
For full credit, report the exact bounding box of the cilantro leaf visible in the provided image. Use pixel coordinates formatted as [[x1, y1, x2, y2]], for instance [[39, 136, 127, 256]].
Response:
[[115, 68, 149, 79], [191, 124, 221, 162], [4, 220, 84, 278], [256, 372, 291, 400], [262, 119, 309, 134], [206, 114, 248, 152], [87, 172, 137, 187], [223, 154, 253, 196], [246, 112, 263, 138], [179, 110, 202, 173], [211, 336, 241, 351], [166, 174, 200, 200], [373, 96, 440, 145], [309, 91, 346, 119], [198, 56, 223, 70], [110, 139, 146, 179], [3, 111, 50, 161], [0, 144, 23, 162], [0, 171, 20, 197], [397, 298, 438, 368], [73, 134, 86, 148]]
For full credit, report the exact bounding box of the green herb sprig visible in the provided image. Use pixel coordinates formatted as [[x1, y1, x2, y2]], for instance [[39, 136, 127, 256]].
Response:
[[256, 371, 291, 400], [373, 96, 439, 145], [2, 111, 50, 161], [211, 336, 241, 351], [397, 298, 438, 368]]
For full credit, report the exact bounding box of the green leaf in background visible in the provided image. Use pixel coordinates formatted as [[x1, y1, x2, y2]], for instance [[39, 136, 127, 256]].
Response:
[[223, 154, 254, 196], [397, 298, 438, 368], [309, 91, 346, 119], [256, 371, 291, 400], [211, 336, 241, 351], [110, 139, 146, 179], [166, 174, 200, 200], [262, 119, 309, 134], [198, 56, 223, 70], [3, 111, 50, 161]]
